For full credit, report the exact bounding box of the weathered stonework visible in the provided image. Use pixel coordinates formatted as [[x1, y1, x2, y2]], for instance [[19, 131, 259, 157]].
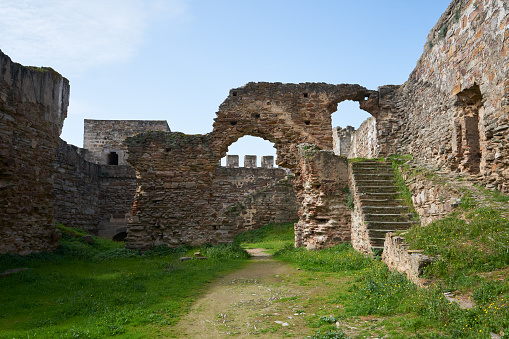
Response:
[[125, 83, 377, 250], [382, 233, 434, 287], [382, 0, 509, 190], [84, 119, 170, 165], [0, 50, 69, 254], [348, 117, 378, 159], [294, 145, 351, 250], [332, 125, 355, 156]]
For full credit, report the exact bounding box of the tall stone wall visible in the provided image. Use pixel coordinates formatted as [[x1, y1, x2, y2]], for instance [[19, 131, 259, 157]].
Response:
[[0, 50, 70, 254], [53, 139, 137, 236], [385, 0, 509, 190], [84, 119, 170, 165]]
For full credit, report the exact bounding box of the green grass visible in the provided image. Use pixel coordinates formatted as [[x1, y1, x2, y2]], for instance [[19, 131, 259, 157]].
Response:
[[234, 222, 295, 253], [0, 231, 249, 338]]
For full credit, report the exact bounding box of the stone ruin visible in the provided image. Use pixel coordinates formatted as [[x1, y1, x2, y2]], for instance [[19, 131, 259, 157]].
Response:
[[1, 0, 508, 254]]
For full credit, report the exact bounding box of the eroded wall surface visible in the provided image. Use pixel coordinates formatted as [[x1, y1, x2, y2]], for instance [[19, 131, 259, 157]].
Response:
[[125, 83, 377, 250], [294, 145, 351, 250], [53, 140, 137, 236], [125, 132, 298, 249], [386, 0, 509, 190], [0, 50, 69, 254]]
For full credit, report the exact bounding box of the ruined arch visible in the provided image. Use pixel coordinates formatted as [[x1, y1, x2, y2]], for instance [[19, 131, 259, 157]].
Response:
[[124, 82, 379, 251], [210, 82, 379, 170]]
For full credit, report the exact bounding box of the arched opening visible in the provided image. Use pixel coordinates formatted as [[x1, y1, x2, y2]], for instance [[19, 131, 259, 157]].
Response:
[[220, 136, 277, 168], [331, 100, 373, 157], [107, 151, 119, 165], [112, 231, 127, 242]]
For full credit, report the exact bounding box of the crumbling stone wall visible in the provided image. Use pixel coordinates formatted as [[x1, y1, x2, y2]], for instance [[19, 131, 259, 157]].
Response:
[[84, 119, 170, 165], [125, 131, 298, 249], [219, 175, 298, 234], [294, 145, 351, 250], [348, 117, 378, 159], [126, 83, 377, 250], [53, 139, 137, 236], [332, 126, 355, 156], [211, 82, 379, 170], [382, 0, 509, 190], [0, 50, 69, 254]]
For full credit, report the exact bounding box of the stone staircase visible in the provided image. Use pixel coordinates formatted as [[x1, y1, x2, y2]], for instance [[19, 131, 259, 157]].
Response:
[[350, 161, 417, 254]]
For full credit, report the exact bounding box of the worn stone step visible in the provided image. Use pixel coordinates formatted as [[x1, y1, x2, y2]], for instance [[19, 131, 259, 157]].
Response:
[[366, 221, 415, 230], [370, 238, 387, 247], [364, 213, 414, 222], [360, 192, 400, 198], [362, 206, 411, 213], [352, 167, 393, 172], [353, 173, 395, 180], [359, 199, 405, 206], [356, 186, 399, 193], [352, 161, 391, 166], [368, 229, 402, 238], [354, 179, 396, 186]]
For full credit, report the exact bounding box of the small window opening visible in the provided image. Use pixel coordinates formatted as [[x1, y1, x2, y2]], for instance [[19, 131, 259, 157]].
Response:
[[165, 148, 171, 152], [304, 120, 311, 125], [303, 93, 309, 98], [107, 152, 119, 165], [232, 91, 238, 97], [254, 113, 261, 118], [266, 101, 271, 105], [230, 121, 237, 126], [364, 95, 370, 100]]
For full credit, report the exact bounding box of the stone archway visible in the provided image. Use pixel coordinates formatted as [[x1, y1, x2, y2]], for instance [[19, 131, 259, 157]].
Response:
[[124, 82, 379, 251]]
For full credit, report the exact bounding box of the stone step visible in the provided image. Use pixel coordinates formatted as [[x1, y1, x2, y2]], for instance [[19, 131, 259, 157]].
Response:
[[359, 199, 405, 206], [370, 238, 387, 247], [351, 161, 391, 166], [354, 179, 396, 186], [353, 173, 395, 180], [364, 213, 414, 222], [360, 192, 400, 198], [356, 186, 399, 193], [362, 206, 412, 214], [368, 229, 403, 238], [352, 167, 393, 173], [366, 221, 415, 230]]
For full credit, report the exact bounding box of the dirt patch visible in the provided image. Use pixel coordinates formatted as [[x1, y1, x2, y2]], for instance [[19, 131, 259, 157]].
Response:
[[171, 254, 346, 338]]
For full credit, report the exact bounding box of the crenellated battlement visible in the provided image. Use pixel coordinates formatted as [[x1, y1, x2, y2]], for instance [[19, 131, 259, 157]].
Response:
[[224, 155, 275, 168]]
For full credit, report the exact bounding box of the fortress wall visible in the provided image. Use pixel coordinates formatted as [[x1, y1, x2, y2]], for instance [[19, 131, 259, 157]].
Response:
[[53, 139, 137, 236], [0, 50, 70, 254], [389, 0, 509, 189], [124, 131, 299, 249], [84, 119, 170, 165], [348, 117, 378, 159]]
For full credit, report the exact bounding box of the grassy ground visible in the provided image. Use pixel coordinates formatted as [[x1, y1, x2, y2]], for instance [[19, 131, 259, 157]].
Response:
[[0, 228, 249, 338]]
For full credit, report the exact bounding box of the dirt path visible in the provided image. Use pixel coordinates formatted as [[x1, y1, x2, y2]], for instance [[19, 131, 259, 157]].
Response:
[[172, 249, 343, 338]]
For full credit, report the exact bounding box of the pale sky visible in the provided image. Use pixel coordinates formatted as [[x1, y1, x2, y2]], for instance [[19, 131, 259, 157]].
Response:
[[0, 0, 450, 166]]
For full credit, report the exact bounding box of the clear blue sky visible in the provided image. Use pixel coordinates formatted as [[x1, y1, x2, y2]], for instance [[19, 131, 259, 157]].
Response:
[[0, 0, 450, 166]]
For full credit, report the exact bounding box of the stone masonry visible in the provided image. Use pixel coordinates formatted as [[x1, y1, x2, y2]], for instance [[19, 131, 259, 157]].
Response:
[[84, 119, 170, 165], [0, 50, 70, 254], [125, 83, 378, 250]]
